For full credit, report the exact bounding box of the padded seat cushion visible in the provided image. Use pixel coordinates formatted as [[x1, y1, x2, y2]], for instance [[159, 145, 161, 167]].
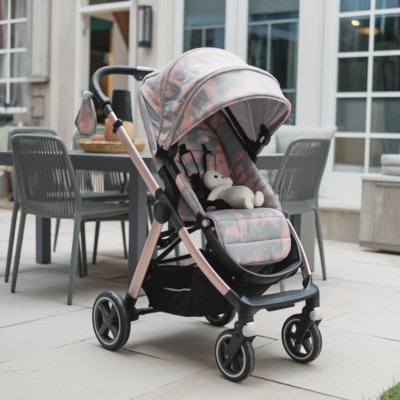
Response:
[[206, 208, 291, 266]]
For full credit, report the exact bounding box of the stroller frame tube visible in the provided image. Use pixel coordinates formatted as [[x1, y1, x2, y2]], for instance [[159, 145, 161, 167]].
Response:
[[287, 219, 311, 279]]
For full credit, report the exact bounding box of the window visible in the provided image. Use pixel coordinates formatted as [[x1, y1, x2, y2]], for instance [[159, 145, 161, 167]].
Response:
[[335, 1, 400, 173], [0, 0, 27, 112], [184, 0, 225, 52], [247, 0, 299, 124]]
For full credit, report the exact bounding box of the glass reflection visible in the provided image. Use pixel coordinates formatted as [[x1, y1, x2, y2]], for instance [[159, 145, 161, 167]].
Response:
[[371, 98, 400, 133], [373, 56, 400, 91], [336, 98, 366, 132], [339, 16, 370, 52], [248, 25, 268, 71], [369, 138, 400, 172], [376, 0, 400, 8], [340, 0, 370, 12], [338, 57, 368, 92], [375, 14, 400, 50], [248, 0, 299, 21], [334, 138, 365, 172]]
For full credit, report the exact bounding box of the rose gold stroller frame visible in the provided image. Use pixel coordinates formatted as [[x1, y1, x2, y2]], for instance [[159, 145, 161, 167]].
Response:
[[87, 62, 323, 383]]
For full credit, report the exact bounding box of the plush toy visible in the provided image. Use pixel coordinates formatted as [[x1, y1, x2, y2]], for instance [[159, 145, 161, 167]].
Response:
[[203, 171, 264, 210]]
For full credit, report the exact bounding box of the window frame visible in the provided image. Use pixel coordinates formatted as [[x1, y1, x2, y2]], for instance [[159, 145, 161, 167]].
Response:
[[322, 0, 400, 192], [0, 0, 28, 114]]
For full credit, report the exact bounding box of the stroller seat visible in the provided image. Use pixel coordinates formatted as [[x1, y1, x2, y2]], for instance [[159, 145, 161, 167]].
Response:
[[169, 111, 291, 268], [206, 207, 291, 267]]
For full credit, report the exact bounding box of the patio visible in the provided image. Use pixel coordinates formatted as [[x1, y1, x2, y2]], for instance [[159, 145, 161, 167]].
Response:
[[0, 206, 400, 399]]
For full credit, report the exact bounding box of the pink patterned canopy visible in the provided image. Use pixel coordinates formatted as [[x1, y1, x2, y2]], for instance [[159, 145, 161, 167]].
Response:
[[138, 48, 291, 154]]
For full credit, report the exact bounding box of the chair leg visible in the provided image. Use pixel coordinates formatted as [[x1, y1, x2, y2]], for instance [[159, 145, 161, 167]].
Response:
[[121, 221, 128, 259], [11, 212, 27, 293], [314, 208, 327, 280], [77, 242, 83, 278], [68, 220, 81, 305], [279, 281, 285, 292], [53, 218, 61, 252], [80, 222, 88, 276], [5, 199, 19, 282], [92, 222, 100, 265]]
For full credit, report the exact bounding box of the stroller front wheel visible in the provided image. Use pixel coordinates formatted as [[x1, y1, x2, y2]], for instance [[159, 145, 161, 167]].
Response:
[[215, 329, 255, 382], [205, 306, 236, 326], [92, 291, 131, 350], [281, 314, 322, 363]]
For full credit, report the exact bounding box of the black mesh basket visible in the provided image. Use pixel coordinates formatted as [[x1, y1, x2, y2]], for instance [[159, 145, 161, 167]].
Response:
[[142, 252, 273, 317]]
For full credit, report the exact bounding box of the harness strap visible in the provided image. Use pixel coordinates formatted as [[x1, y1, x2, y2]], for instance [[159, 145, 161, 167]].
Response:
[[202, 144, 216, 171], [178, 144, 209, 201]]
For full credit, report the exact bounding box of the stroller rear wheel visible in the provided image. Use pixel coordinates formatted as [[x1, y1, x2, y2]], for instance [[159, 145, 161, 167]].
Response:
[[281, 314, 322, 363], [92, 291, 131, 350], [205, 306, 236, 326], [215, 329, 255, 382]]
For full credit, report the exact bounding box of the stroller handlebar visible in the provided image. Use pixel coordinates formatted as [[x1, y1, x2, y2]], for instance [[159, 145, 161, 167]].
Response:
[[90, 65, 156, 115]]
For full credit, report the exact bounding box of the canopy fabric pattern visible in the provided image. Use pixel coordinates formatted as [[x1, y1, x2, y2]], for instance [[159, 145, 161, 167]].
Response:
[[138, 48, 291, 154]]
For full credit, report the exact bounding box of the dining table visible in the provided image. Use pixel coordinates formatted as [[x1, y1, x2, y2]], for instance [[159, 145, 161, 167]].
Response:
[[0, 148, 315, 282]]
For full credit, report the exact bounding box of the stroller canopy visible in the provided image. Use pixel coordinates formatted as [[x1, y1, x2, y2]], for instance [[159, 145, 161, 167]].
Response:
[[138, 48, 291, 153]]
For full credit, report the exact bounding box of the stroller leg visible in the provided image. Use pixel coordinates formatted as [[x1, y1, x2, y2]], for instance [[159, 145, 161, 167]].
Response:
[[127, 220, 163, 300]]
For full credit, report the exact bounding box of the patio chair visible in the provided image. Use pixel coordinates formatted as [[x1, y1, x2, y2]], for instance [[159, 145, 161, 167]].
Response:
[[272, 138, 331, 280], [4, 127, 59, 283], [10, 134, 129, 305], [54, 129, 129, 271]]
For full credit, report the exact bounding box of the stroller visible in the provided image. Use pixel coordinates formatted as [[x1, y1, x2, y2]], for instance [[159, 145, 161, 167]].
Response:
[[76, 48, 323, 382]]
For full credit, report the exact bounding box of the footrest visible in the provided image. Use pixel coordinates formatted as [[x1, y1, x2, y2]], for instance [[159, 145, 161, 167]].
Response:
[[240, 281, 319, 313]]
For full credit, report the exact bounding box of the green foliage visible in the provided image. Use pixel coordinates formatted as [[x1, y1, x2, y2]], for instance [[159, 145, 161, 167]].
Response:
[[379, 381, 400, 400]]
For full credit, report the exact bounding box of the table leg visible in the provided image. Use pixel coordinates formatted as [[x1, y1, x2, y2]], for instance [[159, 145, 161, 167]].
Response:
[[36, 217, 51, 264], [128, 168, 148, 284]]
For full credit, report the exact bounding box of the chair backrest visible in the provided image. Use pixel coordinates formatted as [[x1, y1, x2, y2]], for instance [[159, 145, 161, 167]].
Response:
[[72, 129, 126, 193], [272, 138, 331, 215], [11, 135, 81, 218], [7, 127, 58, 150]]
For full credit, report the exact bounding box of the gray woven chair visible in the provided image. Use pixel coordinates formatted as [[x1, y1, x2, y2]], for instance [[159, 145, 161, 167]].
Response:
[[272, 138, 331, 280], [54, 129, 129, 271], [10, 134, 129, 305], [4, 127, 60, 283]]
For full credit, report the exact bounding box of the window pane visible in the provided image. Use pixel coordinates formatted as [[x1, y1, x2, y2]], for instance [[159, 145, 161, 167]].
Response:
[[336, 98, 366, 131], [0, 23, 7, 49], [0, 0, 8, 20], [283, 91, 296, 125], [0, 53, 6, 78], [271, 22, 298, 89], [338, 57, 368, 91], [10, 52, 26, 78], [376, 0, 400, 9], [184, 0, 225, 28], [10, 82, 26, 107], [184, 29, 202, 51], [205, 28, 224, 48], [11, 22, 27, 48], [371, 98, 400, 133], [339, 16, 370, 52], [248, 0, 299, 22], [340, 0, 370, 12], [89, 0, 128, 4], [247, 25, 268, 70], [11, 0, 27, 19], [369, 138, 400, 172], [373, 56, 400, 91], [334, 138, 365, 172], [375, 14, 400, 50]]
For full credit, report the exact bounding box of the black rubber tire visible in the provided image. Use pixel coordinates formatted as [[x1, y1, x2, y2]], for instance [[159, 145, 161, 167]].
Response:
[[92, 291, 131, 350], [205, 307, 236, 326], [215, 329, 255, 382], [281, 314, 322, 363]]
